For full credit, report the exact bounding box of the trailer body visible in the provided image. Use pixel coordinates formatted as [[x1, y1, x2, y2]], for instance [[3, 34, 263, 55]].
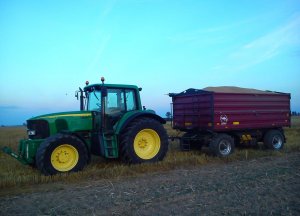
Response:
[[172, 88, 291, 131], [170, 87, 291, 156]]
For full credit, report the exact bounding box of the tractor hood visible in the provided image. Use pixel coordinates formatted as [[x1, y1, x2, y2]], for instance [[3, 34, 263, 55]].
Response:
[[29, 111, 92, 121], [27, 111, 93, 136]]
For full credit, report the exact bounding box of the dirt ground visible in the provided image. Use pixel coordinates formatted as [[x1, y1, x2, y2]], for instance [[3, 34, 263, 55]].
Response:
[[1, 152, 299, 216]]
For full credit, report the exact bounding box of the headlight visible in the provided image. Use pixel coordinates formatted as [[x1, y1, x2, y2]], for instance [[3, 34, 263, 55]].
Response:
[[28, 130, 36, 136]]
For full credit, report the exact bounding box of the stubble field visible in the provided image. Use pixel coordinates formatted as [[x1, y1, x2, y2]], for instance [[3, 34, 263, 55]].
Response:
[[0, 117, 299, 215]]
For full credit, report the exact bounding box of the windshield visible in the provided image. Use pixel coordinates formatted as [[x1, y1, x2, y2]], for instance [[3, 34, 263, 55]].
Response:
[[86, 88, 137, 112], [87, 90, 101, 110]]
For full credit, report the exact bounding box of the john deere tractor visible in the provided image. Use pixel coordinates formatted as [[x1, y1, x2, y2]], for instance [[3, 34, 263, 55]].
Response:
[[2, 78, 169, 175]]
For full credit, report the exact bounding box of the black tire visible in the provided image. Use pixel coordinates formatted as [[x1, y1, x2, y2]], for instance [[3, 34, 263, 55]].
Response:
[[209, 133, 234, 157], [263, 130, 284, 150], [120, 117, 168, 163], [36, 134, 89, 175]]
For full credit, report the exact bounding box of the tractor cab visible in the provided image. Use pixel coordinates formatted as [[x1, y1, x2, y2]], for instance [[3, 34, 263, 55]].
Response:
[[75, 78, 146, 158], [77, 78, 143, 133], [86, 86, 139, 114]]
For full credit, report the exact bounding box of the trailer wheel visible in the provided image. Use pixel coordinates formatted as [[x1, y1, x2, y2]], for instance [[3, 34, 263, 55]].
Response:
[[209, 134, 234, 157], [263, 130, 284, 150], [120, 117, 168, 163], [36, 134, 89, 175]]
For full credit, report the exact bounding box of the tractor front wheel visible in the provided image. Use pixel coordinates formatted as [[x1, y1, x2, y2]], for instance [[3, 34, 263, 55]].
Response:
[[120, 118, 168, 163], [36, 134, 89, 175]]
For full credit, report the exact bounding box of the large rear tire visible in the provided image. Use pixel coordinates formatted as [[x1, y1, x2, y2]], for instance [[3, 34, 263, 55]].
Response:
[[209, 133, 234, 157], [120, 117, 168, 163], [36, 134, 89, 175], [263, 130, 284, 150]]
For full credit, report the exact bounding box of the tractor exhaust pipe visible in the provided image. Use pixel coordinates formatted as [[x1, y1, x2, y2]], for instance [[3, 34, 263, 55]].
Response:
[[79, 87, 84, 111]]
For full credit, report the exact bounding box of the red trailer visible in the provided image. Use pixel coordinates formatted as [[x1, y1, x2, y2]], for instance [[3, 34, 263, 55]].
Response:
[[169, 87, 291, 157]]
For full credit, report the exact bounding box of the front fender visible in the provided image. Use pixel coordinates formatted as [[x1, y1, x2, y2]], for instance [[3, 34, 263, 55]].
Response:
[[114, 110, 166, 135]]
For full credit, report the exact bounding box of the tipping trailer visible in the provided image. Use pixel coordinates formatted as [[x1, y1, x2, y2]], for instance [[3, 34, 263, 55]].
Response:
[[169, 87, 291, 157]]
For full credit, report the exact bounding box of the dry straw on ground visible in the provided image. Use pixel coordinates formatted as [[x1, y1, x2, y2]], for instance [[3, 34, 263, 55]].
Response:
[[0, 117, 299, 191]]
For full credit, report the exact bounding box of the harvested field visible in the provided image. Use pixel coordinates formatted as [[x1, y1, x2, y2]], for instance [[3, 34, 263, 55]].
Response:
[[0, 117, 299, 215], [0, 152, 299, 215]]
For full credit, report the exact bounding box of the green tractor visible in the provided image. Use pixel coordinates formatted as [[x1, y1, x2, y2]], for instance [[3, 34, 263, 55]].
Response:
[[2, 78, 169, 175]]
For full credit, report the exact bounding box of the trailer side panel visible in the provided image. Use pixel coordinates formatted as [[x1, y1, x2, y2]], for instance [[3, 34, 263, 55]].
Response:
[[213, 92, 291, 131], [171, 89, 291, 132], [172, 90, 213, 131]]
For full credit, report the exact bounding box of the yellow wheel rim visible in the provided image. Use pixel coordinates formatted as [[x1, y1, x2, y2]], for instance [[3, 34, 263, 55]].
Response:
[[51, 144, 79, 172], [134, 129, 161, 160]]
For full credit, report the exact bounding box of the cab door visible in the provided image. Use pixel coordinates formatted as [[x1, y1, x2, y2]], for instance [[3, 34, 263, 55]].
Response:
[[104, 88, 138, 130]]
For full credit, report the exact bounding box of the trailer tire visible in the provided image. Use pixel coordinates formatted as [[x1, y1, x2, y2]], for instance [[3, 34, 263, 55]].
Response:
[[120, 117, 168, 163], [209, 133, 234, 157], [263, 130, 284, 150], [36, 134, 89, 175]]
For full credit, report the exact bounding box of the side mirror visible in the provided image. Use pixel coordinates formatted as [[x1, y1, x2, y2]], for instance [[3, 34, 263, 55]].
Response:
[[75, 90, 79, 100], [101, 87, 108, 97]]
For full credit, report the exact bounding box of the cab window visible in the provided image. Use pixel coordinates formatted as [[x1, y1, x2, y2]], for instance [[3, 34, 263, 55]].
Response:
[[125, 90, 136, 111], [106, 88, 137, 114]]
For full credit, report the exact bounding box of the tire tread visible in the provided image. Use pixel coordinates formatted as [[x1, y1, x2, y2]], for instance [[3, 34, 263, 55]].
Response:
[[36, 134, 88, 175], [120, 117, 168, 163]]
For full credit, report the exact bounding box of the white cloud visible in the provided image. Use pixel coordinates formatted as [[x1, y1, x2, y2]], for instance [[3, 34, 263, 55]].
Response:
[[85, 34, 111, 74], [102, 0, 118, 18], [168, 18, 255, 45], [212, 13, 300, 72]]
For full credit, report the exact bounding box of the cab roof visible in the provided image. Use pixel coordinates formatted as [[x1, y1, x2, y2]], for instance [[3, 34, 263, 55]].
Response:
[[84, 83, 140, 91]]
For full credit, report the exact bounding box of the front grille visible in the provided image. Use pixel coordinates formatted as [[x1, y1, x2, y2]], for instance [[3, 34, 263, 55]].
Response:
[[27, 120, 50, 139]]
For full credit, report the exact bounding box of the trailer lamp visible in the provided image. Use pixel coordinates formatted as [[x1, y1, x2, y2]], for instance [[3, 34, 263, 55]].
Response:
[[28, 130, 36, 136]]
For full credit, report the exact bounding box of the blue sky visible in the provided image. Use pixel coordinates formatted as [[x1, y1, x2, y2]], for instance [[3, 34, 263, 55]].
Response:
[[0, 0, 299, 125]]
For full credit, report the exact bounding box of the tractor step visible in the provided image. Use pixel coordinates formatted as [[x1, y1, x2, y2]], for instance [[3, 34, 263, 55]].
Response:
[[103, 134, 118, 158]]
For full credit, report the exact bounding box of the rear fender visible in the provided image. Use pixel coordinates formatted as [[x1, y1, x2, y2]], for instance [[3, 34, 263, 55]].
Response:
[[114, 110, 166, 135]]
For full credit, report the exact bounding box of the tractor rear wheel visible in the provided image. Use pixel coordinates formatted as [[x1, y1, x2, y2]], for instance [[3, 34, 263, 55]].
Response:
[[120, 117, 168, 163], [36, 134, 89, 175]]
